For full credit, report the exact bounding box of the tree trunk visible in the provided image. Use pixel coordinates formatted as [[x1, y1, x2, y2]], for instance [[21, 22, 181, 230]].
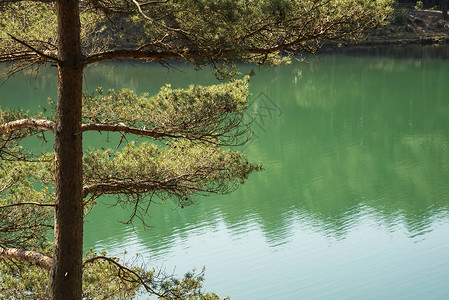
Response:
[[51, 1, 84, 299], [443, 0, 448, 20]]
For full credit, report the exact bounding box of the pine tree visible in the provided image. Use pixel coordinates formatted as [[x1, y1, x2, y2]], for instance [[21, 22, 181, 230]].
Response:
[[0, 1, 393, 298]]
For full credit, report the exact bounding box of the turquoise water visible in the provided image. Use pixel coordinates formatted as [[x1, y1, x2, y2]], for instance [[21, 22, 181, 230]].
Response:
[[2, 47, 449, 299]]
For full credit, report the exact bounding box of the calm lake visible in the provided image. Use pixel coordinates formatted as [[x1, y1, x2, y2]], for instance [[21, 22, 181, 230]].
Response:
[[2, 46, 449, 299]]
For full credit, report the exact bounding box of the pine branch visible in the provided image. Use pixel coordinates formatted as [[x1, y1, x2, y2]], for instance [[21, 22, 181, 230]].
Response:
[[0, 119, 55, 134], [0, 247, 52, 271], [81, 123, 179, 139], [7, 34, 60, 64], [0, 202, 56, 209], [82, 40, 314, 66], [83, 255, 164, 297], [83, 49, 206, 65], [0, 51, 40, 64], [81, 123, 228, 144], [82, 176, 210, 199], [82, 181, 159, 198]]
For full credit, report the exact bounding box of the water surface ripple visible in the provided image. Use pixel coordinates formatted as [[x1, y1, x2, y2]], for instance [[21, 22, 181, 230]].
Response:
[[2, 46, 449, 299]]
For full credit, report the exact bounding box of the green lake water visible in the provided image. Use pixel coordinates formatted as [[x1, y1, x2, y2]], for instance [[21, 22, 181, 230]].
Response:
[[1, 46, 449, 299]]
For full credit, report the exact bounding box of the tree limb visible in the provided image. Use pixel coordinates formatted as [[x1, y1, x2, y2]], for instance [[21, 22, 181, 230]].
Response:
[[83, 49, 205, 65], [82, 181, 158, 198], [81, 123, 179, 139], [0, 119, 55, 135], [0, 202, 56, 209], [0, 51, 40, 65], [7, 34, 60, 64], [0, 247, 52, 271], [82, 34, 317, 66]]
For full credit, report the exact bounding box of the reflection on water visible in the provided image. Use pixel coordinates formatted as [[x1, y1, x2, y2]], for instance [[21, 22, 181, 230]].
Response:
[[2, 46, 449, 299], [319, 44, 449, 59]]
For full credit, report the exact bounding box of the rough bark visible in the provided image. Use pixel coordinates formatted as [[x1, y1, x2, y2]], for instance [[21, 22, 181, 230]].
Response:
[[51, 0, 84, 299]]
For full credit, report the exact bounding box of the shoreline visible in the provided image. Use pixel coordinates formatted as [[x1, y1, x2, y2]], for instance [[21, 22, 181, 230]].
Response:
[[321, 9, 449, 51]]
